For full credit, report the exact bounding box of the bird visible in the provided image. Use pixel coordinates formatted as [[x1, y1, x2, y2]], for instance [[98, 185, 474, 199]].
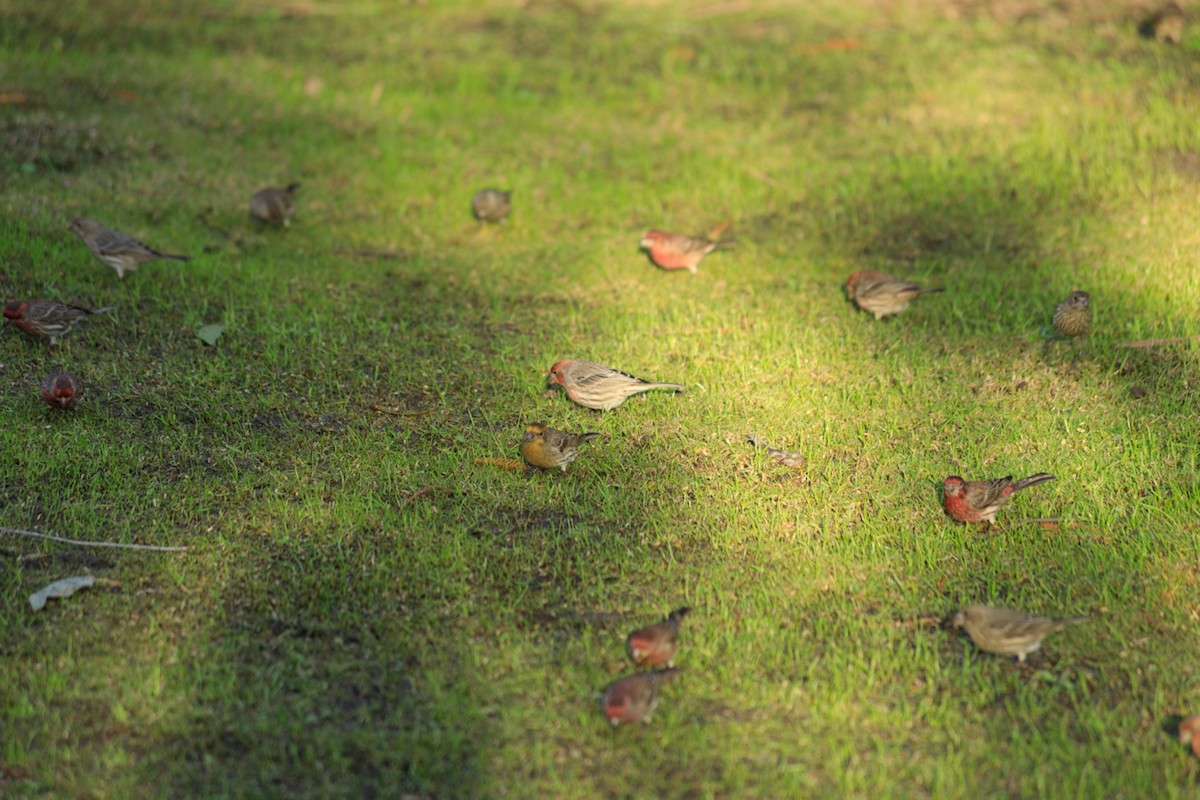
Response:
[[548, 359, 685, 411], [68, 217, 190, 279], [472, 188, 512, 223], [3, 299, 114, 344], [952, 604, 1088, 664], [250, 183, 300, 227], [1179, 714, 1200, 757], [519, 422, 601, 473], [845, 269, 944, 320], [601, 668, 679, 727], [1143, 2, 1185, 43], [1046, 290, 1091, 360], [40, 371, 82, 410], [942, 473, 1054, 526], [746, 434, 805, 468], [627, 607, 692, 668], [639, 230, 718, 274]]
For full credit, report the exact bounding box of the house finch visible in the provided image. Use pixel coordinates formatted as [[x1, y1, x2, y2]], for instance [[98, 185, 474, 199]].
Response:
[[845, 269, 944, 320], [68, 217, 191, 279], [3, 299, 115, 344], [746, 434, 805, 468], [472, 188, 512, 223], [1144, 2, 1185, 42], [639, 230, 718, 274], [626, 607, 692, 668], [519, 422, 601, 473], [942, 473, 1053, 526], [548, 359, 685, 411], [250, 183, 300, 227], [952, 604, 1088, 664], [601, 668, 679, 727], [1046, 290, 1091, 359], [40, 371, 81, 410], [1179, 714, 1200, 757]]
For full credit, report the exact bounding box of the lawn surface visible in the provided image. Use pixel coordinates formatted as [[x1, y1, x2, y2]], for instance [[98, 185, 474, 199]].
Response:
[[2, 1, 1200, 797]]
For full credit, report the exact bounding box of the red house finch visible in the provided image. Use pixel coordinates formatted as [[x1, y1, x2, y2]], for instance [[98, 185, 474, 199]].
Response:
[[548, 359, 685, 411], [952, 604, 1088, 664], [40, 371, 81, 410], [942, 473, 1054, 526], [250, 183, 300, 227], [639, 230, 718, 274], [845, 269, 944, 320], [68, 217, 191, 279], [1046, 290, 1091, 359], [472, 188, 512, 223], [601, 668, 679, 727], [1144, 2, 1184, 42], [627, 607, 692, 668], [519, 422, 601, 473], [1179, 714, 1200, 757], [3, 299, 115, 344]]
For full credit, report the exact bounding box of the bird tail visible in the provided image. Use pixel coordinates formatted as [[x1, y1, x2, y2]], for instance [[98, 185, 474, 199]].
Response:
[[1013, 472, 1055, 491], [668, 607, 692, 622], [1059, 615, 1089, 626], [917, 286, 946, 295], [161, 253, 191, 262], [88, 306, 116, 315], [285, 182, 302, 194], [577, 432, 603, 443], [644, 382, 685, 393]]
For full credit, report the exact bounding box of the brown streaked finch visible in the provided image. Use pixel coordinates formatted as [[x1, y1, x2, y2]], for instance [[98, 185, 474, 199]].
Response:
[[1144, 2, 1184, 42], [952, 604, 1088, 664], [40, 371, 81, 410], [250, 183, 300, 227], [1046, 290, 1091, 360], [746, 434, 806, 468], [627, 607, 692, 668], [472, 188, 512, 223], [639, 230, 720, 275], [3, 299, 114, 345], [519, 422, 601, 473], [942, 473, 1054, 526], [68, 217, 191, 279], [548, 359, 685, 411], [601, 668, 679, 727], [845, 269, 944, 320]]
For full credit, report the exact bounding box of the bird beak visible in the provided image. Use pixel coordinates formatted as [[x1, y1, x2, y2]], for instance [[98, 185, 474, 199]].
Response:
[[523, 431, 535, 441], [639, 238, 651, 249]]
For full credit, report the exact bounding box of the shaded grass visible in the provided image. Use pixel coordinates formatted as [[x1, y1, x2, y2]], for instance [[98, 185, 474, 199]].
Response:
[[3, 0, 1200, 797]]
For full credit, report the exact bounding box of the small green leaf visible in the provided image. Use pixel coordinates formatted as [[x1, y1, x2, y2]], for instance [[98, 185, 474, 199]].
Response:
[[197, 323, 224, 346]]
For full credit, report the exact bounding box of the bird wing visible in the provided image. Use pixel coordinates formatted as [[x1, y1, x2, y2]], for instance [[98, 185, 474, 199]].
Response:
[[967, 477, 1013, 508]]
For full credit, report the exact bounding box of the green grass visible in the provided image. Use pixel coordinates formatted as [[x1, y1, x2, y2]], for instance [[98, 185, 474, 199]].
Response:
[[3, 0, 1200, 797]]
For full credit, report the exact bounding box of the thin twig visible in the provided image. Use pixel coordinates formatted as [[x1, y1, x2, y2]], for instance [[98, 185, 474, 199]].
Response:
[[0, 526, 188, 552], [1003, 517, 1063, 530], [369, 403, 433, 416], [1117, 336, 1200, 349]]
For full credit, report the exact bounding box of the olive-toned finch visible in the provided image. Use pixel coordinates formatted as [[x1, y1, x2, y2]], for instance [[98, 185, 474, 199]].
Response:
[[519, 422, 600, 473], [250, 183, 300, 227], [548, 359, 684, 411], [40, 371, 81, 410], [3, 299, 114, 344], [601, 668, 679, 727], [952, 604, 1088, 664], [845, 269, 944, 320], [639, 230, 717, 274], [1047, 290, 1091, 359], [627, 607, 692, 668], [942, 473, 1054, 526], [68, 217, 190, 279]]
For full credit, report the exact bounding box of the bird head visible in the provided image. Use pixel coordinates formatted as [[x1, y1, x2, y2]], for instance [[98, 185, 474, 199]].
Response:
[[640, 230, 666, 249], [67, 218, 97, 237], [942, 476, 966, 497], [523, 422, 547, 441], [950, 609, 968, 628], [845, 270, 863, 299], [1069, 290, 1090, 309], [547, 361, 569, 386], [669, 607, 693, 623], [3, 300, 27, 322]]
